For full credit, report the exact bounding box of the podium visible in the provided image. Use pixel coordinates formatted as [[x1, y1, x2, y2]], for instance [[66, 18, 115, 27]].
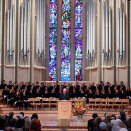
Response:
[[57, 100, 72, 127]]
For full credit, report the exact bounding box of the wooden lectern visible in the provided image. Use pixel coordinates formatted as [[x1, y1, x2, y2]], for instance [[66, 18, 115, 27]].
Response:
[[57, 100, 72, 127]]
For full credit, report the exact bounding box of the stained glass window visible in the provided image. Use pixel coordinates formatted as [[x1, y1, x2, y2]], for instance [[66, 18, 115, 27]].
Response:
[[61, 0, 71, 81], [49, 0, 57, 81], [75, 0, 83, 81]]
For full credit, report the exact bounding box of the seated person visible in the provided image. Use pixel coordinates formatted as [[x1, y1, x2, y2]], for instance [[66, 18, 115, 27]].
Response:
[[59, 88, 70, 100]]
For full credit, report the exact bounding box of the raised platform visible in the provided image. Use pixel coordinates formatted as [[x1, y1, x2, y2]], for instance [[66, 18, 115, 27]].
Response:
[[0, 103, 130, 130]]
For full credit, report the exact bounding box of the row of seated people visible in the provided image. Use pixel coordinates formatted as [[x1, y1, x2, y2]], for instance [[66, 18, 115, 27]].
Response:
[[0, 80, 130, 108]]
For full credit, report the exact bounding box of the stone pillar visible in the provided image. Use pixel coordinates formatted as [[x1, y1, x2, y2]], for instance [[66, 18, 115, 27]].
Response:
[[82, 0, 87, 81], [97, 0, 101, 83], [70, 0, 75, 81], [56, 0, 61, 81], [30, 0, 36, 82]]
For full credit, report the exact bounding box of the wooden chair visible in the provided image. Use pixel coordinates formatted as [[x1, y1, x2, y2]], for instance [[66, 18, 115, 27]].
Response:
[[0, 90, 3, 103], [33, 98, 41, 110], [88, 99, 96, 110], [28, 98, 36, 109], [49, 98, 58, 109], [95, 99, 103, 110], [115, 99, 122, 110], [108, 99, 114, 110], [42, 98, 50, 109], [121, 99, 129, 109]]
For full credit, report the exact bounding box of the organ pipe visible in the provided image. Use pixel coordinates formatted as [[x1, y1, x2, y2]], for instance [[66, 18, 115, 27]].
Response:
[[87, 0, 96, 66], [117, 0, 126, 65], [102, 0, 112, 65], [106, 0, 108, 54], [10, 3, 12, 55], [123, 13, 125, 60]]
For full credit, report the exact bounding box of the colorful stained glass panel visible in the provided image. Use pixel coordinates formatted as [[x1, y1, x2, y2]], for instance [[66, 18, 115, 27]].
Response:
[[49, 0, 57, 81], [61, 59, 70, 81], [61, 29, 70, 59], [49, 0, 57, 28], [75, 0, 83, 28], [75, 0, 83, 81], [62, 0, 71, 28], [61, 0, 71, 81]]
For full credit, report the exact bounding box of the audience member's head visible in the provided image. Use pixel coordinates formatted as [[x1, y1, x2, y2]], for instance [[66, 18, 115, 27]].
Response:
[[63, 88, 67, 94], [9, 112, 14, 119], [94, 117, 102, 128], [99, 122, 107, 131], [31, 113, 38, 120], [111, 119, 121, 125], [119, 128, 128, 131], [92, 113, 98, 119], [112, 125, 121, 131], [19, 112, 24, 117], [105, 115, 111, 124]]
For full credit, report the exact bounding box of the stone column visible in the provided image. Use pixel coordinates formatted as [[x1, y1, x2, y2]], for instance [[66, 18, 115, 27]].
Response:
[[96, 0, 101, 83], [70, 0, 75, 81], [56, 0, 61, 81], [82, 0, 87, 81], [30, 0, 36, 82], [14, 0, 19, 82]]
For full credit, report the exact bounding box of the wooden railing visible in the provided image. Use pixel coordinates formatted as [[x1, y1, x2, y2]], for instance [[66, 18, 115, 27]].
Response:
[[87, 98, 129, 110]]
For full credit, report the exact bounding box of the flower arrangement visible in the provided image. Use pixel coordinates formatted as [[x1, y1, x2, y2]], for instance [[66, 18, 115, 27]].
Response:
[[72, 101, 88, 122]]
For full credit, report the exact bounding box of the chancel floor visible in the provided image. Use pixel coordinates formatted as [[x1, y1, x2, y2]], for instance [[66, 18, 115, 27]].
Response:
[[1, 104, 130, 131]]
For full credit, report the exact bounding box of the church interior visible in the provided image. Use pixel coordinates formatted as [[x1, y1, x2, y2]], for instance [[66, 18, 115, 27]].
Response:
[[0, 0, 131, 131]]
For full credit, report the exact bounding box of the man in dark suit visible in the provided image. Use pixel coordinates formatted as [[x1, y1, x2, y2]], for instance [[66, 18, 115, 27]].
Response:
[[59, 88, 70, 100], [88, 113, 98, 131]]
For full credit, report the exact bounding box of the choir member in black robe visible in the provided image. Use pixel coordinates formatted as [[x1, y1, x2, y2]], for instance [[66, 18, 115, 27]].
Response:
[[0, 80, 6, 90], [111, 81, 117, 92], [49, 87, 56, 98], [28, 90, 34, 98], [77, 86, 85, 97], [104, 82, 110, 94], [15, 91, 23, 109], [94, 89, 101, 98], [69, 83, 73, 94], [2, 85, 9, 103], [101, 90, 107, 99], [40, 82, 46, 94], [55, 81, 60, 93], [84, 86, 89, 96], [8, 87, 15, 106], [81, 83, 87, 93], [43, 87, 49, 98], [86, 89, 94, 103], [8, 81, 13, 89], [118, 81, 126, 91], [21, 91, 29, 109], [34, 87, 41, 98], [120, 90, 126, 99], [114, 89, 120, 98], [47, 83, 53, 94], [74, 82, 80, 94], [90, 82, 96, 93], [107, 89, 113, 98]]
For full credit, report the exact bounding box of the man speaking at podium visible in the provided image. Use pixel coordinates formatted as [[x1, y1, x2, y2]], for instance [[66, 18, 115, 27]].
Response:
[[59, 88, 70, 100]]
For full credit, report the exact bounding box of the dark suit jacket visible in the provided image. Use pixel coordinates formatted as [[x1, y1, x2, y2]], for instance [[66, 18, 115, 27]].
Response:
[[59, 93, 70, 100], [88, 119, 95, 131]]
